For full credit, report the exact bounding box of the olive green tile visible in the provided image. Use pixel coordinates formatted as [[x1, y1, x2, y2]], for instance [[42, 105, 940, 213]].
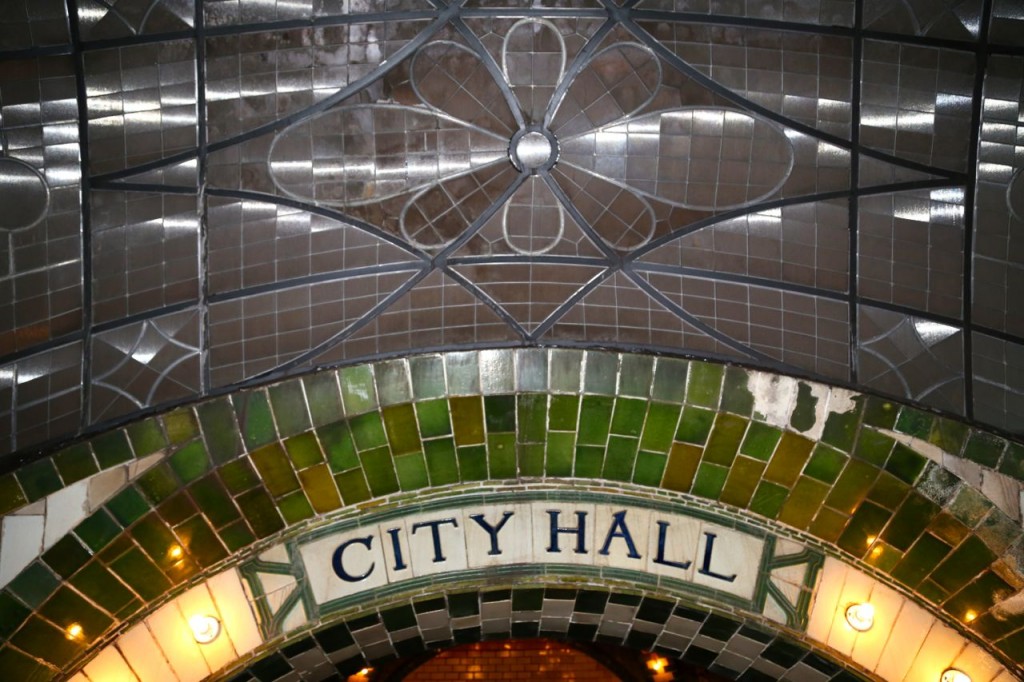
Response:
[[837, 501, 891, 557], [675, 405, 715, 445], [609, 397, 646, 438], [135, 461, 179, 503], [126, 418, 166, 457], [519, 442, 545, 476], [40, 585, 113, 638], [549, 349, 583, 393], [0, 592, 29, 639], [219, 520, 256, 552], [854, 429, 894, 467], [283, 432, 324, 469], [865, 541, 902, 573], [577, 395, 613, 445], [107, 485, 151, 527], [583, 351, 618, 394], [549, 395, 580, 432], [335, 469, 371, 505], [361, 446, 400, 495], [778, 476, 830, 531], [382, 403, 421, 455], [826, 459, 879, 514], [250, 443, 300, 497], [8, 562, 59, 609], [686, 362, 724, 408], [963, 431, 1005, 468], [861, 396, 897, 429], [719, 456, 766, 508], [297, 463, 342, 512], [236, 487, 286, 538], [69, 563, 134, 616], [17, 458, 62, 502], [692, 462, 728, 499], [189, 475, 240, 528], [662, 443, 701, 492], [376, 359, 412, 405], [632, 451, 667, 486], [93, 430, 135, 469], [53, 444, 98, 486], [867, 471, 911, 510], [749, 481, 788, 519], [603, 436, 638, 481], [995, 628, 1024, 664], [0, 474, 26, 515], [998, 442, 1024, 480], [895, 407, 933, 439], [169, 441, 211, 484], [218, 457, 260, 494], [457, 445, 488, 481], [789, 382, 818, 432], [349, 412, 388, 451], [805, 444, 846, 483], [163, 407, 199, 444], [574, 445, 605, 478], [318, 421, 359, 472], [423, 439, 458, 485], [930, 536, 996, 593], [891, 533, 953, 587], [976, 508, 1021, 554], [303, 371, 344, 427], [703, 413, 748, 467], [157, 491, 196, 526], [763, 432, 813, 487], [446, 351, 480, 393], [928, 511, 970, 546], [928, 418, 968, 455], [233, 390, 276, 450], [809, 507, 848, 543], [394, 453, 429, 490], [197, 398, 243, 465], [739, 422, 781, 462], [820, 401, 863, 453], [411, 355, 446, 400], [517, 348, 548, 392], [948, 485, 993, 527], [518, 394, 548, 442], [415, 399, 452, 440], [450, 396, 485, 446], [484, 395, 515, 432], [546, 432, 575, 476], [619, 354, 653, 397], [130, 513, 178, 566], [110, 547, 172, 601], [340, 364, 378, 413], [885, 443, 927, 484], [943, 570, 1013, 621], [651, 357, 688, 403], [10, 616, 84, 668], [488, 433, 516, 478], [277, 490, 315, 525], [75, 509, 122, 551], [0, 641, 61, 679], [639, 402, 681, 454], [720, 366, 754, 416]]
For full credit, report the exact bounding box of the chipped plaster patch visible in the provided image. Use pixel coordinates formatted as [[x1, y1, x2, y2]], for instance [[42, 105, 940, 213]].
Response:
[[749, 371, 798, 429]]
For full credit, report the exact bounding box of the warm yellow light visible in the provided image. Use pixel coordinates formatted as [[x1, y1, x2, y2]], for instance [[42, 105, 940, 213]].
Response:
[[845, 602, 875, 632], [168, 545, 184, 561], [188, 614, 221, 644], [941, 669, 971, 682], [964, 610, 977, 623], [65, 623, 83, 640], [647, 656, 667, 673], [870, 545, 883, 559], [865, 535, 877, 547]]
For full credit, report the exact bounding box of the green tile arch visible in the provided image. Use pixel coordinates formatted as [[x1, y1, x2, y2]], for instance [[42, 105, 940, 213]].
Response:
[[2, 350, 1024, 678]]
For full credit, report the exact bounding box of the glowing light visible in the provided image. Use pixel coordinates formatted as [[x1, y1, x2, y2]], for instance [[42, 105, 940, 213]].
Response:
[[189, 614, 221, 644], [964, 610, 977, 623], [941, 669, 971, 682], [65, 623, 83, 640], [845, 603, 875, 632], [168, 545, 184, 561], [866, 535, 877, 547], [647, 655, 668, 673]]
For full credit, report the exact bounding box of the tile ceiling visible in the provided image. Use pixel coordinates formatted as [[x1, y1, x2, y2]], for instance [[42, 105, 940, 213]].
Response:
[[1, 0, 1023, 465]]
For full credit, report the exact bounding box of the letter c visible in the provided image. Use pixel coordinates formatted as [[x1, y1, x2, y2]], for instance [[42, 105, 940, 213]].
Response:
[[332, 535, 375, 582]]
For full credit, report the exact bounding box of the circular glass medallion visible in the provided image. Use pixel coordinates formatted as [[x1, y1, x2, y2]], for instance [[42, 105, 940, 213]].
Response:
[[512, 131, 556, 171], [0, 158, 49, 231]]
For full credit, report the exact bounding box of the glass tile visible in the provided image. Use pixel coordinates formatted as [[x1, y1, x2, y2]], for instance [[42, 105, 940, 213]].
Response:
[[93, 431, 135, 469], [517, 349, 548, 392], [885, 443, 928, 484], [577, 395, 613, 445], [53, 444, 98, 485], [762, 432, 814, 487], [416, 399, 452, 439], [376, 359, 412, 406], [488, 434, 516, 478], [126, 419, 167, 458], [809, 507, 848, 543], [692, 462, 728, 499], [449, 396, 485, 446], [335, 470, 371, 506], [284, 432, 325, 469], [218, 458, 261, 495], [820, 401, 863, 452], [962, 431, 1006, 468], [304, 372, 344, 428], [457, 445, 488, 481], [395, 453, 429, 491], [109, 548, 172, 601], [188, 476, 240, 529], [603, 436, 638, 481], [8, 562, 59, 609], [574, 445, 605, 479], [881, 494, 940, 552], [269, 382, 312, 438], [107, 486, 151, 527], [549, 349, 583, 394], [236, 487, 286, 538], [75, 509, 122, 551], [169, 441, 212, 484], [639, 403, 682, 453], [675, 406, 715, 445], [16, 458, 62, 502], [360, 446, 400, 496], [777, 477, 830, 530], [340, 365, 378, 414], [10, 616, 84, 667], [517, 394, 547, 442], [804, 444, 847, 484], [546, 432, 575, 476], [519, 443, 545, 476], [836, 501, 891, 556], [609, 397, 647, 438], [163, 408, 199, 444], [318, 422, 359, 473], [749, 481, 789, 519], [277, 491, 315, 525], [686, 363, 724, 408], [349, 413, 388, 451], [702, 414, 748, 467], [739, 422, 781, 462], [853, 429, 895, 467], [0, 592, 30, 639], [619, 355, 653, 397], [297, 463, 342, 513], [894, 407, 934, 440], [135, 463, 180, 504], [662, 443, 701, 492], [720, 367, 754, 416], [249, 443, 300, 498], [719, 456, 766, 508], [548, 395, 580, 432], [445, 352, 480, 395], [0, 475, 26, 515], [233, 391, 277, 450], [197, 399, 243, 465], [583, 352, 618, 395], [930, 536, 997, 593], [411, 356, 447, 400]]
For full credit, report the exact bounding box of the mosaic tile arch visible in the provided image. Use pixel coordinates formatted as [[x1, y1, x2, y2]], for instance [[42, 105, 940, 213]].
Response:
[[1, 350, 1023, 680], [4, 0, 1024, 468]]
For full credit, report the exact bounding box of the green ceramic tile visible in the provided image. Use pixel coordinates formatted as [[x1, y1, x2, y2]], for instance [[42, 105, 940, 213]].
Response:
[[809, 507, 848, 543], [866, 541, 902, 573], [675, 405, 715, 445], [577, 395, 613, 445], [269, 381, 312, 437], [930, 536, 996, 592], [298, 463, 342, 512], [127, 419, 166, 457], [619, 354, 653, 397], [277, 490, 315, 525], [789, 382, 818, 432], [778, 477, 830, 530], [546, 432, 575, 476], [895, 407, 933, 439], [17, 458, 62, 502], [518, 394, 547, 442], [837, 501, 891, 556], [519, 442, 545, 476], [825, 459, 879, 513], [450, 396, 485, 446], [548, 395, 580, 432], [189, 475, 240, 528], [40, 586, 112, 638], [445, 351, 480, 394], [719, 456, 766, 508], [484, 395, 515, 432], [135, 462, 179, 503], [110, 547, 172, 601], [885, 443, 927, 484], [853, 429, 894, 467], [0, 641, 61, 678], [763, 432, 813, 487], [692, 462, 728, 499], [303, 371, 344, 427], [250, 443, 300, 497], [821, 402, 863, 453], [720, 366, 754, 416], [943, 570, 1013, 621], [861, 396, 898, 429], [703, 413, 748, 467], [804, 444, 846, 483], [739, 422, 781, 462], [318, 421, 359, 473], [360, 446, 400, 495], [574, 445, 605, 478], [457, 445, 488, 481], [995, 628, 1024, 663], [236, 487, 286, 538], [549, 349, 583, 393], [686, 362, 723, 408], [650, 358, 687, 403], [93, 430, 133, 468], [976, 508, 1021, 554], [424, 439, 459, 485], [219, 457, 260, 494], [376, 359, 412, 405], [0, 592, 29, 639], [415, 399, 452, 440], [107, 485, 151, 527], [662, 443, 701, 492], [948, 486, 993, 527], [608, 397, 645, 438], [603, 436, 638, 481], [928, 418, 968, 455], [632, 451, 667, 486], [998, 442, 1024, 480], [394, 453, 429, 490], [75, 509, 122, 551], [219, 520, 256, 552], [350, 412, 387, 451], [169, 441, 211, 484], [158, 491, 197, 526], [0, 474, 26, 515], [8, 562, 59, 608], [749, 481, 788, 519], [488, 433, 516, 478], [639, 402, 681, 453], [283, 432, 324, 469], [963, 431, 1005, 468], [340, 364, 378, 413], [130, 513, 178, 566], [10, 616, 84, 667], [163, 407, 199, 444], [381, 404, 420, 455], [411, 355, 446, 400], [867, 471, 911, 510], [233, 390, 277, 450], [335, 469, 371, 505], [53, 444, 98, 485], [517, 348, 548, 392], [928, 511, 970, 546], [197, 398, 243, 465], [69, 563, 135, 616], [583, 352, 618, 394]]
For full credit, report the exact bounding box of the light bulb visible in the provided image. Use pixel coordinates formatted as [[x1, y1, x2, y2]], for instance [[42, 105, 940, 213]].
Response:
[[845, 602, 874, 632], [65, 623, 83, 640], [941, 669, 971, 682], [189, 614, 221, 644]]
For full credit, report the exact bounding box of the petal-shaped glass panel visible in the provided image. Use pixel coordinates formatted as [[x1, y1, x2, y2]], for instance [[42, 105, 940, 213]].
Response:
[[502, 19, 565, 124], [551, 167, 654, 251], [559, 108, 794, 210], [551, 42, 661, 137], [269, 104, 508, 207], [411, 41, 518, 136], [502, 177, 565, 254]]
